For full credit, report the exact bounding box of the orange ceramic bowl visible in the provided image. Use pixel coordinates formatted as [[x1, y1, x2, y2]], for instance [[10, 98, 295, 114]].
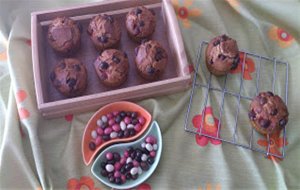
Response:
[[82, 101, 152, 165]]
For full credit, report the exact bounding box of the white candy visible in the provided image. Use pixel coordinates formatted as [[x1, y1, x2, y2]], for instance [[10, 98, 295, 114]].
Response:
[[120, 121, 126, 131], [110, 132, 118, 139], [138, 167, 143, 175], [141, 154, 148, 161], [153, 144, 158, 151], [145, 143, 153, 151], [130, 167, 138, 175], [127, 124, 134, 129], [105, 164, 114, 172], [126, 157, 133, 164], [91, 130, 97, 139], [101, 115, 108, 123], [96, 119, 103, 127], [141, 142, 146, 148]]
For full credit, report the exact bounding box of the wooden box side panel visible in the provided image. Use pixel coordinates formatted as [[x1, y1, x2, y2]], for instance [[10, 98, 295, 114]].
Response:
[[33, 0, 161, 21], [41, 76, 191, 118], [31, 15, 48, 108], [162, 0, 189, 77]]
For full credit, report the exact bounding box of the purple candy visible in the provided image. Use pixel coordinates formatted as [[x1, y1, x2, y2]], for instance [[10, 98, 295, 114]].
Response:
[[114, 162, 122, 171], [133, 160, 140, 167], [104, 127, 112, 135], [120, 157, 126, 165], [124, 117, 131, 124], [106, 152, 113, 160], [108, 119, 115, 126], [114, 171, 121, 178], [145, 135, 157, 144], [124, 150, 129, 158], [121, 175, 126, 183]]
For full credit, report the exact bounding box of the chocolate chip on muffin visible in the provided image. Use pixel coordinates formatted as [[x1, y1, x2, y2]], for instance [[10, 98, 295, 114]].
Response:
[[47, 17, 81, 55], [50, 58, 87, 97], [135, 40, 167, 81], [126, 6, 156, 42], [205, 34, 240, 76], [249, 91, 289, 135], [88, 14, 121, 52], [94, 49, 129, 87]]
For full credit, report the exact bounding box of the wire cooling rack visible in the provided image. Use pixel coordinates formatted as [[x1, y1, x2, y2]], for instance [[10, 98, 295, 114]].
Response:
[[184, 41, 289, 159]]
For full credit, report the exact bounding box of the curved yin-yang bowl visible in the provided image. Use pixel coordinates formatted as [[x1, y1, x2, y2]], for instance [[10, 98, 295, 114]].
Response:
[[82, 101, 152, 165], [91, 121, 162, 189]]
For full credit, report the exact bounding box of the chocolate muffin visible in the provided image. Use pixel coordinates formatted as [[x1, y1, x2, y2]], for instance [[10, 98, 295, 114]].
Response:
[[135, 40, 167, 81], [87, 14, 121, 52], [205, 34, 240, 76], [248, 91, 289, 135], [47, 17, 81, 55], [126, 6, 156, 42], [50, 58, 87, 97], [94, 49, 129, 87]]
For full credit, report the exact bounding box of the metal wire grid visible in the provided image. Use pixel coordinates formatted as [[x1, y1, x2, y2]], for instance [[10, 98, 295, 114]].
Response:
[[184, 41, 289, 159]]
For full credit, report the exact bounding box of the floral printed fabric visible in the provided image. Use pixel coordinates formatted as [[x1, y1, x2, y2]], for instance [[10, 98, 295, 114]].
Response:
[[1, 0, 300, 189], [172, 0, 201, 28], [192, 107, 222, 147]]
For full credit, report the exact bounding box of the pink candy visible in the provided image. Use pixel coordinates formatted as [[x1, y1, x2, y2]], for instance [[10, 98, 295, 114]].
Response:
[[134, 124, 142, 132], [150, 151, 156, 157], [108, 119, 115, 126], [107, 113, 113, 119], [145, 135, 157, 144], [106, 152, 113, 160], [133, 160, 140, 167], [104, 127, 112, 135], [121, 175, 126, 183], [120, 157, 126, 165], [89, 110, 149, 152], [114, 162, 121, 171], [95, 137, 102, 146], [124, 150, 129, 158], [96, 128, 103, 135], [124, 117, 131, 124], [138, 116, 145, 125], [112, 124, 121, 132], [114, 171, 121, 178]]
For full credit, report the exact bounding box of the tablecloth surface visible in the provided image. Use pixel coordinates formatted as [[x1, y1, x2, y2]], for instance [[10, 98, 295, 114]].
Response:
[[1, 0, 300, 189]]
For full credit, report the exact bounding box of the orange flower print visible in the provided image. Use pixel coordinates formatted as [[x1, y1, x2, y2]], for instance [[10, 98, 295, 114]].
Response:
[[172, 0, 201, 28], [230, 52, 255, 80], [0, 50, 7, 61], [25, 38, 32, 46], [16, 89, 27, 103], [64, 114, 74, 122], [136, 183, 152, 190], [198, 183, 221, 190], [257, 130, 288, 163], [268, 26, 294, 48], [192, 107, 222, 147], [67, 176, 101, 190], [226, 0, 240, 10], [18, 107, 30, 120], [184, 64, 195, 74]]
